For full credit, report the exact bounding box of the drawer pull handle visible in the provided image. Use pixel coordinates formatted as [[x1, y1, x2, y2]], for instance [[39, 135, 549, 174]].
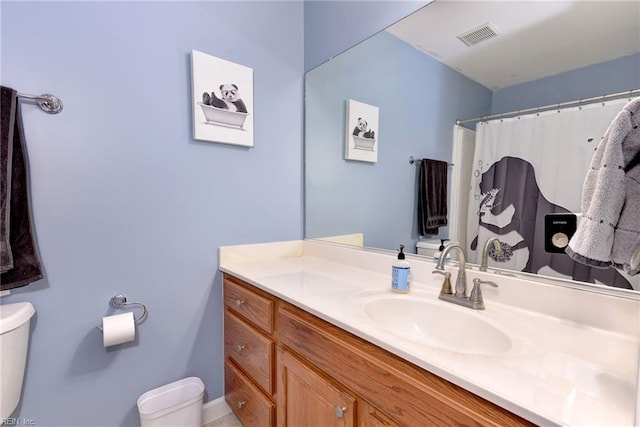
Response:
[[235, 299, 245, 307], [334, 406, 347, 419], [237, 400, 246, 409], [236, 344, 246, 353]]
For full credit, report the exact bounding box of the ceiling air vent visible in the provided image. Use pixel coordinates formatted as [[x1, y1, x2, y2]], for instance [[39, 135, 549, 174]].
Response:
[[457, 22, 501, 47]]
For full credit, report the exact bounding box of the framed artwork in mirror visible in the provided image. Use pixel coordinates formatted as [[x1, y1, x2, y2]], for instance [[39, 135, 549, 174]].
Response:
[[191, 49, 254, 147], [345, 99, 379, 162]]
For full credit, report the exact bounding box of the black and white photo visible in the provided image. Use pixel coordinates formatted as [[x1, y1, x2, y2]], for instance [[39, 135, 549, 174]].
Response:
[[191, 50, 254, 147], [345, 99, 379, 162]]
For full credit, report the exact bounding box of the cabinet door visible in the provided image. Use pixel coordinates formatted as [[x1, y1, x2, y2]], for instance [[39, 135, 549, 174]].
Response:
[[278, 349, 355, 427]]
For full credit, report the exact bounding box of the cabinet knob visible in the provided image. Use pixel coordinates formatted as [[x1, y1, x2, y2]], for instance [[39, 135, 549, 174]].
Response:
[[235, 299, 245, 307], [236, 344, 246, 353], [334, 406, 348, 419], [237, 400, 246, 409]]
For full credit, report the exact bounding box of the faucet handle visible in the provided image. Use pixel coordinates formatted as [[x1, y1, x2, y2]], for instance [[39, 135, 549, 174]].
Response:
[[472, 278, 498, 287], [432, 270, 452, 295], [469, 278, 498, 309]]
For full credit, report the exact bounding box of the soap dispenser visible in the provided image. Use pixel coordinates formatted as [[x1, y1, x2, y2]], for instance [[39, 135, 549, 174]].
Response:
[[391, 245, 411, 293], [433, 239, 451, 264]]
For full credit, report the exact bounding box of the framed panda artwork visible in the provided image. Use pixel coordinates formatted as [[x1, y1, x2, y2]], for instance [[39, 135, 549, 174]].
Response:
[[344, 99, 379, 162], [191, 50, 254, 147]]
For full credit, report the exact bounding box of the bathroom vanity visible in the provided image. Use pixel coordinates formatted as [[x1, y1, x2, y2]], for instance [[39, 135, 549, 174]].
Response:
[[219, 240, 640, 426]]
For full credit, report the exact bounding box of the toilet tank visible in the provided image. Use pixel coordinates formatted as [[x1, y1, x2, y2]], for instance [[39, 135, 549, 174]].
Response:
[[416, 240, 440, 257], [0, 302, 35, 420]]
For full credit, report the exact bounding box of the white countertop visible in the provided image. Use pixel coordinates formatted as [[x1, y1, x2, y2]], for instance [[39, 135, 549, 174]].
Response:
[[219, 239, 640, 426]]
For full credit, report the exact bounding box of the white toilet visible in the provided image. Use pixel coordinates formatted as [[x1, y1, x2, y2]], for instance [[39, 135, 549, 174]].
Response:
[[0, 302, 35, 420]]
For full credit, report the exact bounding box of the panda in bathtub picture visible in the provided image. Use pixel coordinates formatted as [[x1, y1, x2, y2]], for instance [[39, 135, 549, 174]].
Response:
[[202, 83, 248, 113], [352, 118, 376, 139]]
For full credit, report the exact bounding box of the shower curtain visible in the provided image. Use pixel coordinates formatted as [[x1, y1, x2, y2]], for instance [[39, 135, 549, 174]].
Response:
[[466, 97, 636, 289]]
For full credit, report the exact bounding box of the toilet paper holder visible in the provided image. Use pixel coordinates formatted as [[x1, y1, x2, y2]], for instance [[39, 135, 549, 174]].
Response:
[[97, 294, 148, 331]]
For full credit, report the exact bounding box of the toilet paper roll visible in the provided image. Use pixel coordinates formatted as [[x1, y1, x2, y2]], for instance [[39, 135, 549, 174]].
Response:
[[102, 312, 136, 347]]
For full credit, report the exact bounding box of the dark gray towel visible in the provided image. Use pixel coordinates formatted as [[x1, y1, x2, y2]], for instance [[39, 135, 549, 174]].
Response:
[[1, 87, 16, 272], [0, 86, 44, 290], [418, 159, 448, 236]]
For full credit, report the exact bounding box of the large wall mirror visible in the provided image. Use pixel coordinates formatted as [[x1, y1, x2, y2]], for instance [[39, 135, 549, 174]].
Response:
[[305, 1, 640, 291]]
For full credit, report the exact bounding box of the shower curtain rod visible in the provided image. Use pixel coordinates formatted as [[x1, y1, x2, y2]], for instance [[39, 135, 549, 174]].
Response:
[[456, 88, 640, 126], [17, 92, 63, 114]]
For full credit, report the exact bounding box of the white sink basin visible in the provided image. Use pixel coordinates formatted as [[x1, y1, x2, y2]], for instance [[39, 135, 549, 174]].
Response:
[[361, 294, 512, 356]]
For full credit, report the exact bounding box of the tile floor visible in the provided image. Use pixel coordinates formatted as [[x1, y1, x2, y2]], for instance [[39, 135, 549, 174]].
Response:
[[204, 412, 243, 427]]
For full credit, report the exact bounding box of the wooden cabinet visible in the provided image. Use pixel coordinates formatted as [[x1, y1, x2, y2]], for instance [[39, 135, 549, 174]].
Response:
[[223, 273, 533, 427], [224, 310, 274, 394], [223, 275, 276, 427], [225, 360, 275, 426], [278, 348, 356, 427], [224, 275, 274, 334], [358, 400, 400, 427]]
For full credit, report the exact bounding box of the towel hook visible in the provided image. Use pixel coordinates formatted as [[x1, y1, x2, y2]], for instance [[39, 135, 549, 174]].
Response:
[[96, 294, 148, 331]]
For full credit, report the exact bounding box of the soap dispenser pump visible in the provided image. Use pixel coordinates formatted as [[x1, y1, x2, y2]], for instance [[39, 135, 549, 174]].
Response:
[[391, 245, 411, 293], [433, 239, 451, 264]]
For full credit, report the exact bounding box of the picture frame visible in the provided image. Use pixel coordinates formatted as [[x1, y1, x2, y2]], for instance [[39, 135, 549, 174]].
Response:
[[344, 99, 379, 163], [191, 50, 254, 147]]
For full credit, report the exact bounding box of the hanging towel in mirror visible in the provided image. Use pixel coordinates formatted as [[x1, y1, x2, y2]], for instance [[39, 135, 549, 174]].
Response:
[[566, 96, 640, 276], [0, 86, 44, 289], [418, 159, 448, 236]]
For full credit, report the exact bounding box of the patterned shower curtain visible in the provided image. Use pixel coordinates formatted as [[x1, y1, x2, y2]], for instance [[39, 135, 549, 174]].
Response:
[[466, 97, 636, 289]]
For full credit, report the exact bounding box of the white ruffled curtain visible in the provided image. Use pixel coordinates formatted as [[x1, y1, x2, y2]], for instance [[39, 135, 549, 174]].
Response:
[[466, 98, 636, 288]]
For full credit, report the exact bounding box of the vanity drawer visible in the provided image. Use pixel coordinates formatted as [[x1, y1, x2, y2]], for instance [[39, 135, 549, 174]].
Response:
[[225, 359, 275, 427], [224, 309, 275, 395], [224, 275, 274, 334]]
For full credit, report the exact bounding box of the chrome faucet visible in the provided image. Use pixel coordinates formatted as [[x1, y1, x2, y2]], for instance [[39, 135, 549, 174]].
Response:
[[435, 243, 467, 297], [433, 242, 497, 310], [480, 237, 502, 272]]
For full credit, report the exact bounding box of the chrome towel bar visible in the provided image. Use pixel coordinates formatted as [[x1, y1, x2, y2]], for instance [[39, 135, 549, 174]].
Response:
[[17, 92, 63, 114]]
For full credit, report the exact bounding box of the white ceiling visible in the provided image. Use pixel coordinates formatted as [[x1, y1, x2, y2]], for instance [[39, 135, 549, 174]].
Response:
[[385, 0, 640, 90]]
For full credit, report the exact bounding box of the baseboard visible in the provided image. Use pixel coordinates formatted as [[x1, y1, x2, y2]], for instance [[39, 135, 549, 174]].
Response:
[[202, 396, 232, 425]]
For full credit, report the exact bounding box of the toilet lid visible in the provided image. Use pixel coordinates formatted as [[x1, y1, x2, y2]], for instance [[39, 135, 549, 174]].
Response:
[[0, 302, 35, 334]]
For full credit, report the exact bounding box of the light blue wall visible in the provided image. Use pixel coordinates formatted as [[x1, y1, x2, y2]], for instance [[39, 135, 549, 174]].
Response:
[[1, 2, 303, 426], [492, 53, 640, 114], [305, 31, 492, 251], [304, 0, 429, 71]]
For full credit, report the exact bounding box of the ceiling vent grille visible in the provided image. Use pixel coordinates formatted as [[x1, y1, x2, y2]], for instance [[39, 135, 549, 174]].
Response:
[[457, 23, 501, 47]]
